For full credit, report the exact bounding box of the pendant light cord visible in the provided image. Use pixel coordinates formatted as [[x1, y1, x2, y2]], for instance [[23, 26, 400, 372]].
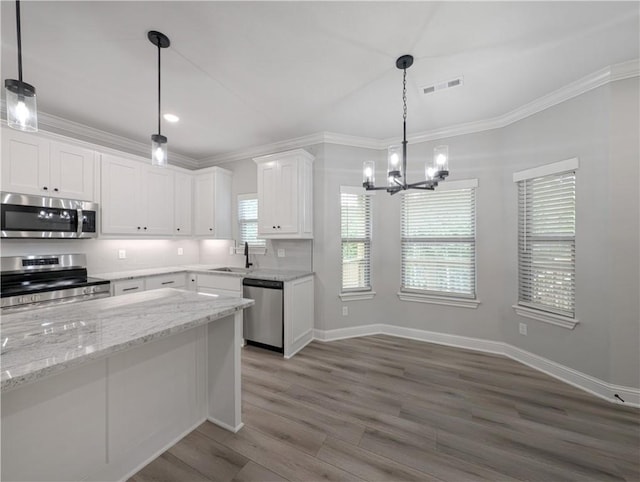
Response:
[[16, 0, 23, 85], [402, 66, 408, 185], [157, 39, 161, 136]]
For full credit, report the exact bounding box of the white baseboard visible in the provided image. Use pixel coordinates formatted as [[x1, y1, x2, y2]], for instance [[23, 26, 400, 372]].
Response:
[[207, 417, 244, 433], [312, 325, 640, 408]]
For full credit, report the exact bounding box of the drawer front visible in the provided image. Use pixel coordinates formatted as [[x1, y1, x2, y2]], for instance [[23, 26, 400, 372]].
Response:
[[196, 273, 242, 292], [146, 273, 186, 291], [113, 279, 145, 296]]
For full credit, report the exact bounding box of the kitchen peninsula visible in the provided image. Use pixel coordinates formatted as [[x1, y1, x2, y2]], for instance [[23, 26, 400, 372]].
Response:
[[1, 288, 253, 482]]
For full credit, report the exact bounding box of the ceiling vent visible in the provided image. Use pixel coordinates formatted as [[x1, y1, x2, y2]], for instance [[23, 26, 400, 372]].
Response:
[[422, 76, 464, 95]]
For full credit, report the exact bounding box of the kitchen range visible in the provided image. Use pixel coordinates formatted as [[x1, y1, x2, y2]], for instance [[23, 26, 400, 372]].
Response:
[[1, 254, 110, 313]]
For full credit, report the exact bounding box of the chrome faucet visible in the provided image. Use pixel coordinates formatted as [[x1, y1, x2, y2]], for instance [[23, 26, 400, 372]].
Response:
[[244, 242, 253, 269]]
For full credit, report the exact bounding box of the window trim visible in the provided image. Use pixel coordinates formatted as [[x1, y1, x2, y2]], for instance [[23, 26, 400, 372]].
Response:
[[399, 179, 479, 304], [513, 158, 579, 329], [339, 185, 375, 298]]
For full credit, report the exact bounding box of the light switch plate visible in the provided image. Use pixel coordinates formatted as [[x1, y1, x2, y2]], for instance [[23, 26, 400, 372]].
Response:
[[118, 249, 126, 260], [519, 323, 527, 335], [342, 306, 348, 316], [277, 249, 285, 257]]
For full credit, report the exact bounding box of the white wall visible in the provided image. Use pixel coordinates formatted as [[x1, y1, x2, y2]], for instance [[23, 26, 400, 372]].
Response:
[[311, 78, 639, 390]]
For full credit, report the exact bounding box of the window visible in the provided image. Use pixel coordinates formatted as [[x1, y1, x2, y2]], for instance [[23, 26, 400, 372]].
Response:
[[517, 170, 576, 318], [341, 187, 372, 293], [401, 180, 477, 300], [238, 194, 265, 247]]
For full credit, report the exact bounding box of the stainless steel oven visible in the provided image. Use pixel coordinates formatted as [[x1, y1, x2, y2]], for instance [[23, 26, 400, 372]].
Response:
[[1, 192, 98, 238]]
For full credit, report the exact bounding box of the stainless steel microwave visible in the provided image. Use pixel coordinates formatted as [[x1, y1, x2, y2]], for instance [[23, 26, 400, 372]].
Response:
[[1, 192, 98, 238]]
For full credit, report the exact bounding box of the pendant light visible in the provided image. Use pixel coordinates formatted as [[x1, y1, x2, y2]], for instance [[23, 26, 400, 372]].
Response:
[[148, 30, 170, 168], [363, 55, 450, 194], [4, 0, 38, 132]]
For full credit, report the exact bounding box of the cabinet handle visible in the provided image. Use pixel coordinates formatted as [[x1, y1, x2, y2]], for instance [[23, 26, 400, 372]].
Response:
[[176, 228, 180, 231], [144, 227, 147, 230], [277, 225, 281, 229], [272, 225, 276, 229], [43, 186, 48, 191], [137, 226, 141, 230], [54, 188, 59, 192], [122, 287, 139, 292], [161, 281, 175, 285], [209, 228, 213, 231]]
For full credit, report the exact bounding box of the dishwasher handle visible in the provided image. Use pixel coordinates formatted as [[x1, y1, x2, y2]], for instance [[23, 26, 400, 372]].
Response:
[[242, 278, 283, 290]]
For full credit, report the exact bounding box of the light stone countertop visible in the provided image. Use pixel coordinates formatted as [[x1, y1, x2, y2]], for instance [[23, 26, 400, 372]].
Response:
[[0, 288, 254, 392], [92, 265, 314, 282]]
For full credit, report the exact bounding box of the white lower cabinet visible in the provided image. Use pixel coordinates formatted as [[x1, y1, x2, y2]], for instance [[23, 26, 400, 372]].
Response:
[[112, 279, 145, 296], [111, 273, 186, 296]]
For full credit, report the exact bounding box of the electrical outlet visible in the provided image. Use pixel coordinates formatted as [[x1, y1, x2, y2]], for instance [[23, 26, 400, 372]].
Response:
[[277, 249, 285, 257], [177, 247, 184, 256], [118, 249, 126, 260], [229, 246, 235, 255], [519, 323, 527, 335], [342, 306, 349, 316]]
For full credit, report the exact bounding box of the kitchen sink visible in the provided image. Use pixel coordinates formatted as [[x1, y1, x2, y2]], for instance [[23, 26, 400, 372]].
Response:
[[209, 267, 251, 273]]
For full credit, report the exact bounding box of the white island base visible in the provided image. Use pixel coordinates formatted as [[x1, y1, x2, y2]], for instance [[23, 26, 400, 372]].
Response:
[[1, 310, 243, 482]]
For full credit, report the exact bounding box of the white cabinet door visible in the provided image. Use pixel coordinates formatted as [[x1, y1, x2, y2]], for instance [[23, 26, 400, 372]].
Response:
[[112, 279, 146, 296], [142, 166, 174, 235], [194, 173, 215, 236], [276, 157, 299, 234], [256, 161, 278, 235], [193, 169, 232, 238], [1, 129, 49, 196], [145, 273, 186, 290], [50, 141, 95, 201], [101, 154, 142, 234], [174, 171, 192, 236]]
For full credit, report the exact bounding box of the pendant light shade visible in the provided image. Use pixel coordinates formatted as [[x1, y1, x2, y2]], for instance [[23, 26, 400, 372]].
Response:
[[4, 0, 38, 132], [148, 30, 170, 168]]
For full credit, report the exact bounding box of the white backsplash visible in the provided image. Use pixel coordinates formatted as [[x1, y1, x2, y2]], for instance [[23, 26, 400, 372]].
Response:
[[0, 239, 200, 274], [199, 239, 313, 271], [1, 238, 313, 274]]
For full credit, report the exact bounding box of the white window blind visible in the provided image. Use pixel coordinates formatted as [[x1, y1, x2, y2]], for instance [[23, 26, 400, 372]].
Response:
[[518, 171, 575, 317], [238, 195, 265, 247], [341, 190, 372, 292], [401, 187, 476, 298]]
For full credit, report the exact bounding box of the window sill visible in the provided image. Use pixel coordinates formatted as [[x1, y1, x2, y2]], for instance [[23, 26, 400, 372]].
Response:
[[512, 304, 579, 330], [397, 292, 480, 309], [339, 291, 376, 301]]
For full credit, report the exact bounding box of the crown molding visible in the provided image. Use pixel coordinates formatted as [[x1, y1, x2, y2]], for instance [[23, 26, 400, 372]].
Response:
[[0, 100, 199, 170], [2, 60, 636, 168]]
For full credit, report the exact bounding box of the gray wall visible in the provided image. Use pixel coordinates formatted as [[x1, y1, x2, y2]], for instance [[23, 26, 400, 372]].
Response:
[[311, 78, 639, 388]]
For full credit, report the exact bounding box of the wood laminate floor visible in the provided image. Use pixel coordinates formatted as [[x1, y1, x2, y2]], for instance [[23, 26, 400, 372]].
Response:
[[130, 335, 640, 482]]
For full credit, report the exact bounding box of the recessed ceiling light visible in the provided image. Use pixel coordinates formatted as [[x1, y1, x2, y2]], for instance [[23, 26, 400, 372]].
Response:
[[163, 113, 179, 123]]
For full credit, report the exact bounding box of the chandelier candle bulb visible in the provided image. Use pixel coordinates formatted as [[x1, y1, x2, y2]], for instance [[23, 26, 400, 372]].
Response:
[[434, 145, 449, 177], [363, 161, 376, 187], [387, 145, 403, 186]]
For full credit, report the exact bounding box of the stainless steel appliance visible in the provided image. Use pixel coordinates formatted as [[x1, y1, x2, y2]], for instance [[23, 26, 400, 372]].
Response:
[[242, 278, 283, 352], [1, 254, 110, 313], [1, 192, 98, 238]]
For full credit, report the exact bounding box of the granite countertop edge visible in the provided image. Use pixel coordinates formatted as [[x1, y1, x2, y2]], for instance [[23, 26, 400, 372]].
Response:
[[1, 291, 254, 392], [92, 265, 315, 282]]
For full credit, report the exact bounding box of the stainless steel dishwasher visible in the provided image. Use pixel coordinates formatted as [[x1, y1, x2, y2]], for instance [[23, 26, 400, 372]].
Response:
[[242, 278, 284, 352]]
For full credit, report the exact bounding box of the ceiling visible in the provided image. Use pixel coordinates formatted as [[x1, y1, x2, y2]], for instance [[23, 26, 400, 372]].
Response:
[[1, 1, 638, 163]]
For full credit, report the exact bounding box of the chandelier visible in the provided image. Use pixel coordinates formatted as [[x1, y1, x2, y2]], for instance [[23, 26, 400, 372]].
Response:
[[363, 55, 449, 194]]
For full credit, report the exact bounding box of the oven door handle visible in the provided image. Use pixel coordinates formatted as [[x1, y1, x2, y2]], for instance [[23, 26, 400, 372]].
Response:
[[77, 209, 84, 236]]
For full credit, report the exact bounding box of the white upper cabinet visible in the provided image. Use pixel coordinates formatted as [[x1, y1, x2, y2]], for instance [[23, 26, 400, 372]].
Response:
[[1, 128, 95, 201], [101, 154, 143, 234], [174, 171, 193, 236], [101, 154, 175, 236], [194, 167, 232, 238], [142, 165, 175, 236], [254, 149, 314, 238]]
